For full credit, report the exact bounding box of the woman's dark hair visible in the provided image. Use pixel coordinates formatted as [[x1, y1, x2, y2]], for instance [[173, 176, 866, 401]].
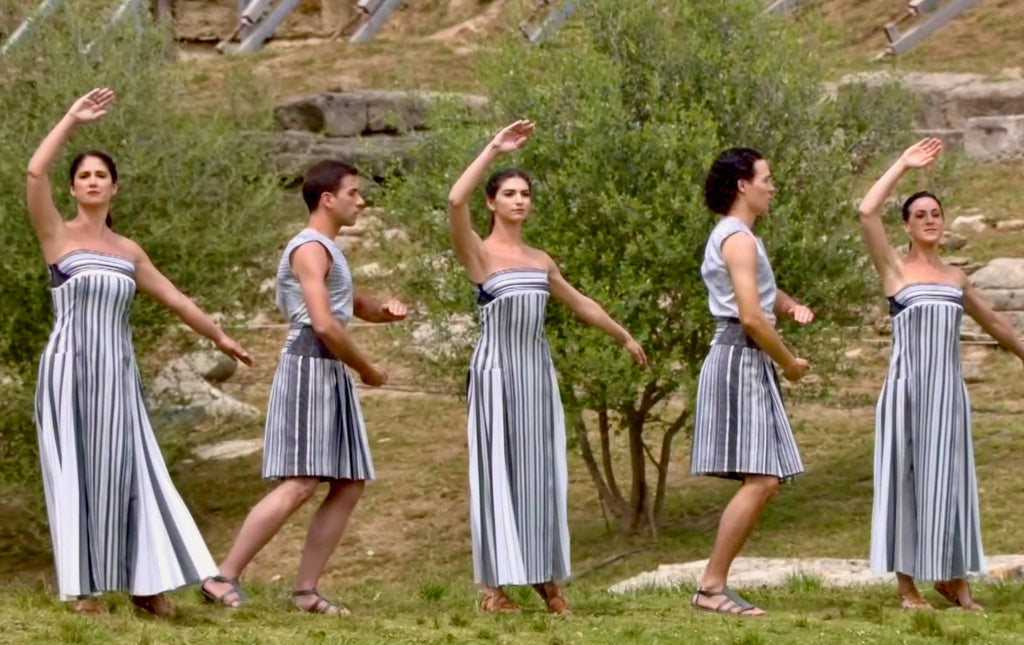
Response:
[[901, 191, 943, 222], [302, 159, 359, 212], [69, 150, 118, 228], [484, 167, 532, 234], [703, 147, 764, 215]]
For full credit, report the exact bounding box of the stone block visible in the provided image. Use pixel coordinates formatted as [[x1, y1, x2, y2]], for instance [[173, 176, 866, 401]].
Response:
[[965, 114, 1024, 163], [275, 96, 326, 132], [322, 93, 368, 137]]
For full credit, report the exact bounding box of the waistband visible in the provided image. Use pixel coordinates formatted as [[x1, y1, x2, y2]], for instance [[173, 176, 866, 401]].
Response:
[[283, 325, 337, 360], [712, 318, 762, 350]]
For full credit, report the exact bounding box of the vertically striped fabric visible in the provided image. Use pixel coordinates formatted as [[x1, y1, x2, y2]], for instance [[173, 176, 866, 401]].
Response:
[[690, 320, 804, 480], [262, 232, 374, 481], [35, 251, 216, 601], [870, 283, 984, 580], [467, 269, 570, 587]]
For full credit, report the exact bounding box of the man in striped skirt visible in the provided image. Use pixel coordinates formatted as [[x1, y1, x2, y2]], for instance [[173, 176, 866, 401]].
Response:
[[200, 160, 407, 614]]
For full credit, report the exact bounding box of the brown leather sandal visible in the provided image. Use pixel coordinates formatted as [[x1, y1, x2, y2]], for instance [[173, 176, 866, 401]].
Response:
[[534, 582, 571, 616], [898, 594, 933, 610], [479, 587, 520, 613], [130, 593, 175, 618], [934, 581, 983, 611], [72, 597, 101, 615]]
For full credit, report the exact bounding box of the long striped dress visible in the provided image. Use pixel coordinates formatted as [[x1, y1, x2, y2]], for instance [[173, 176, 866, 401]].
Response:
[[262, 229, 374, 481], [467, 269, 570, 587], [870, 283, 984, 580], [690, 217, 804, 481], [35, 251, 216, 601]]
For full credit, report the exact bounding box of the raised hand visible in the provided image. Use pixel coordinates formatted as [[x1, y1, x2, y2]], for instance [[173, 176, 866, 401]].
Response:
[[489, 120, 536, 155], [900, 138, 943, 169], [624, 338, 648, 367], [782, 357, 809, 382], [788, 304, 814, 325], [66, 88, 115, 124], [215, 335, 254, 366], [379, 298, 408, 322], [359, 364, 388, 387]]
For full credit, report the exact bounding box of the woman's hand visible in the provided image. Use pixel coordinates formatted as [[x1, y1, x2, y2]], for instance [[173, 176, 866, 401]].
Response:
[[489, 120, 535, 155], [215, 334, 254, 366], [624, 338, 648, 367], [899, 138, 943, 170]]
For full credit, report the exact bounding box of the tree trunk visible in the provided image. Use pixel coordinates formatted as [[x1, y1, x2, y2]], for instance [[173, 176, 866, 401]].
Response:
[[574, 413, 628, 520]]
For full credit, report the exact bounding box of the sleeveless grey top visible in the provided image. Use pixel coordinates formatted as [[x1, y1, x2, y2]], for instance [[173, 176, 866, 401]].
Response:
[[276, 228, 353, 327], [700, 217, 777, 324]]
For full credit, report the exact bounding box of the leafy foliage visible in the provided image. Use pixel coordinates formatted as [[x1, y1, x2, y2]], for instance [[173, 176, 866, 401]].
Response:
[[379, 0, 914, 532], [0, 3, 285, 484]]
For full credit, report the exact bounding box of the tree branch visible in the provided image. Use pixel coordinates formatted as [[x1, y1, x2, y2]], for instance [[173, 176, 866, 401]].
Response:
[[598, 405, 622, 501], [574, 412, 626, 517], [654, 406, 690, 521]]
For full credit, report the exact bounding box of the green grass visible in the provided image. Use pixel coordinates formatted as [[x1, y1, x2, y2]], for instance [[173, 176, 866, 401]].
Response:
[[4, 581, 1024, 644]]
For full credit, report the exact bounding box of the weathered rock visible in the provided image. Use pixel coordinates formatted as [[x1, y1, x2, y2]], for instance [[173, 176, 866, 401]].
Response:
[[273, 133, 427, 180], [193, 438, 264, 461], [609, 555, 1024, 593], [939, 232, 967, 251], [965, 114, 1024, 163], [838, 72, 1024, 130], [971, 258, 1024, 289], [173, 350, 238, 383], [996, 219, 1024, 231], [977, 289, 1024, 311], [151, 352, 258, 420], [949, 214, 988, 235]]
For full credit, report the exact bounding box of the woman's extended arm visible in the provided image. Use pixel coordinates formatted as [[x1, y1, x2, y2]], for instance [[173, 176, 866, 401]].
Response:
[[447, 120, 535, 281], [857, 138, 943, 291], [26, 88, 115, 255]]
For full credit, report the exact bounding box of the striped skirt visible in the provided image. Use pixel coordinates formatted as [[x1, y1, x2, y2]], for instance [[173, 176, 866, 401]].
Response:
[[36, 349, 216, 600], [263, 327, 375, 481], [691, 320, 804, 481]]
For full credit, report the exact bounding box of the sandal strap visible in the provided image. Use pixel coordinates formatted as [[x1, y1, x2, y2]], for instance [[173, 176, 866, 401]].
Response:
[[694, 587, 758, 614]]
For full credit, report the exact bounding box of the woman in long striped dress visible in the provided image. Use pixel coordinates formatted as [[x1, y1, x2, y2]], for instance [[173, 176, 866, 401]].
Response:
[[858, 138, 1024, 610], [690, 148, 813, 617], [28, 88, 253, 616], [449, 120, 647, 614], [202, 160, 406, 614]]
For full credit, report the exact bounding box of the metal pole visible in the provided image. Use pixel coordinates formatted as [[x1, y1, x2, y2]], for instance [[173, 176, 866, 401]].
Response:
[[233, 0, 304, 54], [83, 0, 146, 57], [0, 0, 64, 58], [349, 0, 404, 44], [886, 0, 979, 55]]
